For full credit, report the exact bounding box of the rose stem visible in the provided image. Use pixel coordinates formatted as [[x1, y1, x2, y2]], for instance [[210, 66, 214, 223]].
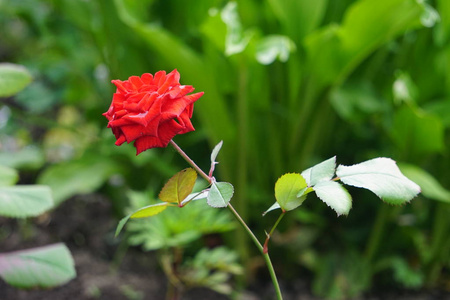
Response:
[[169, 140, 283, 300]]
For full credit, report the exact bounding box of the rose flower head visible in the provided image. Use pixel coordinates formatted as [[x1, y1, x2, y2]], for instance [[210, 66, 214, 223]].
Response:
[[103, 69, 204, 155]]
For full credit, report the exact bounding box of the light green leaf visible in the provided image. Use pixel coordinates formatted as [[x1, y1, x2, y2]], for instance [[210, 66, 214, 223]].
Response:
[[336, 158, 420, 205], [37, 155, 119, 206], [255, 35, 296, 65], [313, 181, 352, 216], [0, 243, 76, 288], [0, 63, 32, 97], [207, 182, 234, 208], [263, 202, 281, 216], [0, 147, 45, 170], [114, 203, 170, 237], [211, 141, 223, 164], [275, 173, 308, 211], [301, 156, 336, 186], [131, 202, 169, 218], [399, 163, 450, 203], [159, 168, 197, 205], [0, 185, 53, 218], [181, 190, 209, 206], [0, 165, 18, 186]]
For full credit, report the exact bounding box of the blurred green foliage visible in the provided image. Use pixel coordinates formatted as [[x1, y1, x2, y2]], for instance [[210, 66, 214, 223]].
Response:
[[1, 0, 449, 298]]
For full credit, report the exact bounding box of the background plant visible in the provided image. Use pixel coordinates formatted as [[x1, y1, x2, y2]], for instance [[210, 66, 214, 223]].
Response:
[[0, 63, 76, 289], [1, 0, 449, 298]]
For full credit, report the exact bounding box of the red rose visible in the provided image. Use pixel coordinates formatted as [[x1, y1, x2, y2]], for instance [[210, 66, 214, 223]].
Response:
[[103, 69, 204, 155]]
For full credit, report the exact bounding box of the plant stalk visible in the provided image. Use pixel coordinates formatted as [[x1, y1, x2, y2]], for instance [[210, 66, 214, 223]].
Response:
[[170, 140, 283, 299]]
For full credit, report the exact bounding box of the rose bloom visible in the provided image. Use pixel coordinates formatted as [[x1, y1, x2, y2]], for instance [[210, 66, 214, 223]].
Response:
[[103, 69, 204, 155]]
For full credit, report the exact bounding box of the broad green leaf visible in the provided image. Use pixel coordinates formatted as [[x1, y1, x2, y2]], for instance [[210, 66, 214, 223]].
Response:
[[207, 182, 234, 208], [301, 156, 336, 186], [274, 173, 308, 211], [336, 158, 420, 205], [399, 164, 450, 204], [391, 106, 445, 157], [305, 0, 429, 88], [37, 155, 118, 205], [0, 63, 32, 97], [313, 181, 352, 216], [267, 0, 327, 43], [0, 165, 18, 186], [159, 168, 197, 205], [0, 243, 76, 288], [0, 185, 53, 218], [255, 35, 296, 65], [262, 202, 281, 216], [130, 202, 169, 219], [0, 147, 45, 170]]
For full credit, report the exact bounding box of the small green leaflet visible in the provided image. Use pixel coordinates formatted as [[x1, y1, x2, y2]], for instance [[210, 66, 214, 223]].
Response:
[[0, 63, 32, 97], [301, 156, 336, 186], [313, 181, 352, 216], [159, 168, 197, 205], [0, 185, 53, 218], [0, 243, 76, 288], [209, 141, 223, 176], [336, 158, 420, 205], [274, 173, 308, 211], [115, 202, 171, 237], [207, 182, 234, 208]]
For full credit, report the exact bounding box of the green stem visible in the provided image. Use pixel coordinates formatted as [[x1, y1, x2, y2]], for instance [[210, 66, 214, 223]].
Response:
[[169, 140, 283, 299], [263, 212, 285, 254]]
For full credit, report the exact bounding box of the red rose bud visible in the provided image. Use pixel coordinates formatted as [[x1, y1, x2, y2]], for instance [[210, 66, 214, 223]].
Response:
[[103, 70, 204, 155]]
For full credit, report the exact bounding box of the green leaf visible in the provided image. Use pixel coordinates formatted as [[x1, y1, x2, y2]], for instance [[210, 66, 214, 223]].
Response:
[[221, 2, 253, 56], [255, 35, 296, 65], [181, 189, 209, 206], [115, 215, 131, 237], [336, 158, 420, 205], [391, 106, 445, 157], [37, 155, 118, 206], [399, 163, 450, 203], [301, 156, 336, 186], [210, 140, 223, 164], [0, 243, 76, 289], [0, 147, 45, 170], [0, 185, 53, 218], [0, 165, 18, 186], [274, 173, 308, 211], [305, 0, 429, 88], [130, 202, 169, 219], [313, 181, 352, 216], [115, 202, 171, 237], [262, 202, 281, 216], [207, 182, 234, 208], [159, 168, 197, 205], [0, 63, 32, 97]]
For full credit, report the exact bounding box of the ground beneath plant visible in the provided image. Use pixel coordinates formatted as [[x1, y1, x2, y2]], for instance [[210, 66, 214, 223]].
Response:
[[0, 195, 448, 300]]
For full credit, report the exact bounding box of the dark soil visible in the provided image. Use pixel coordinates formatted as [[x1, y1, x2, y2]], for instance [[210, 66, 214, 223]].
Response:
[[0, 195, 448, 300]]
